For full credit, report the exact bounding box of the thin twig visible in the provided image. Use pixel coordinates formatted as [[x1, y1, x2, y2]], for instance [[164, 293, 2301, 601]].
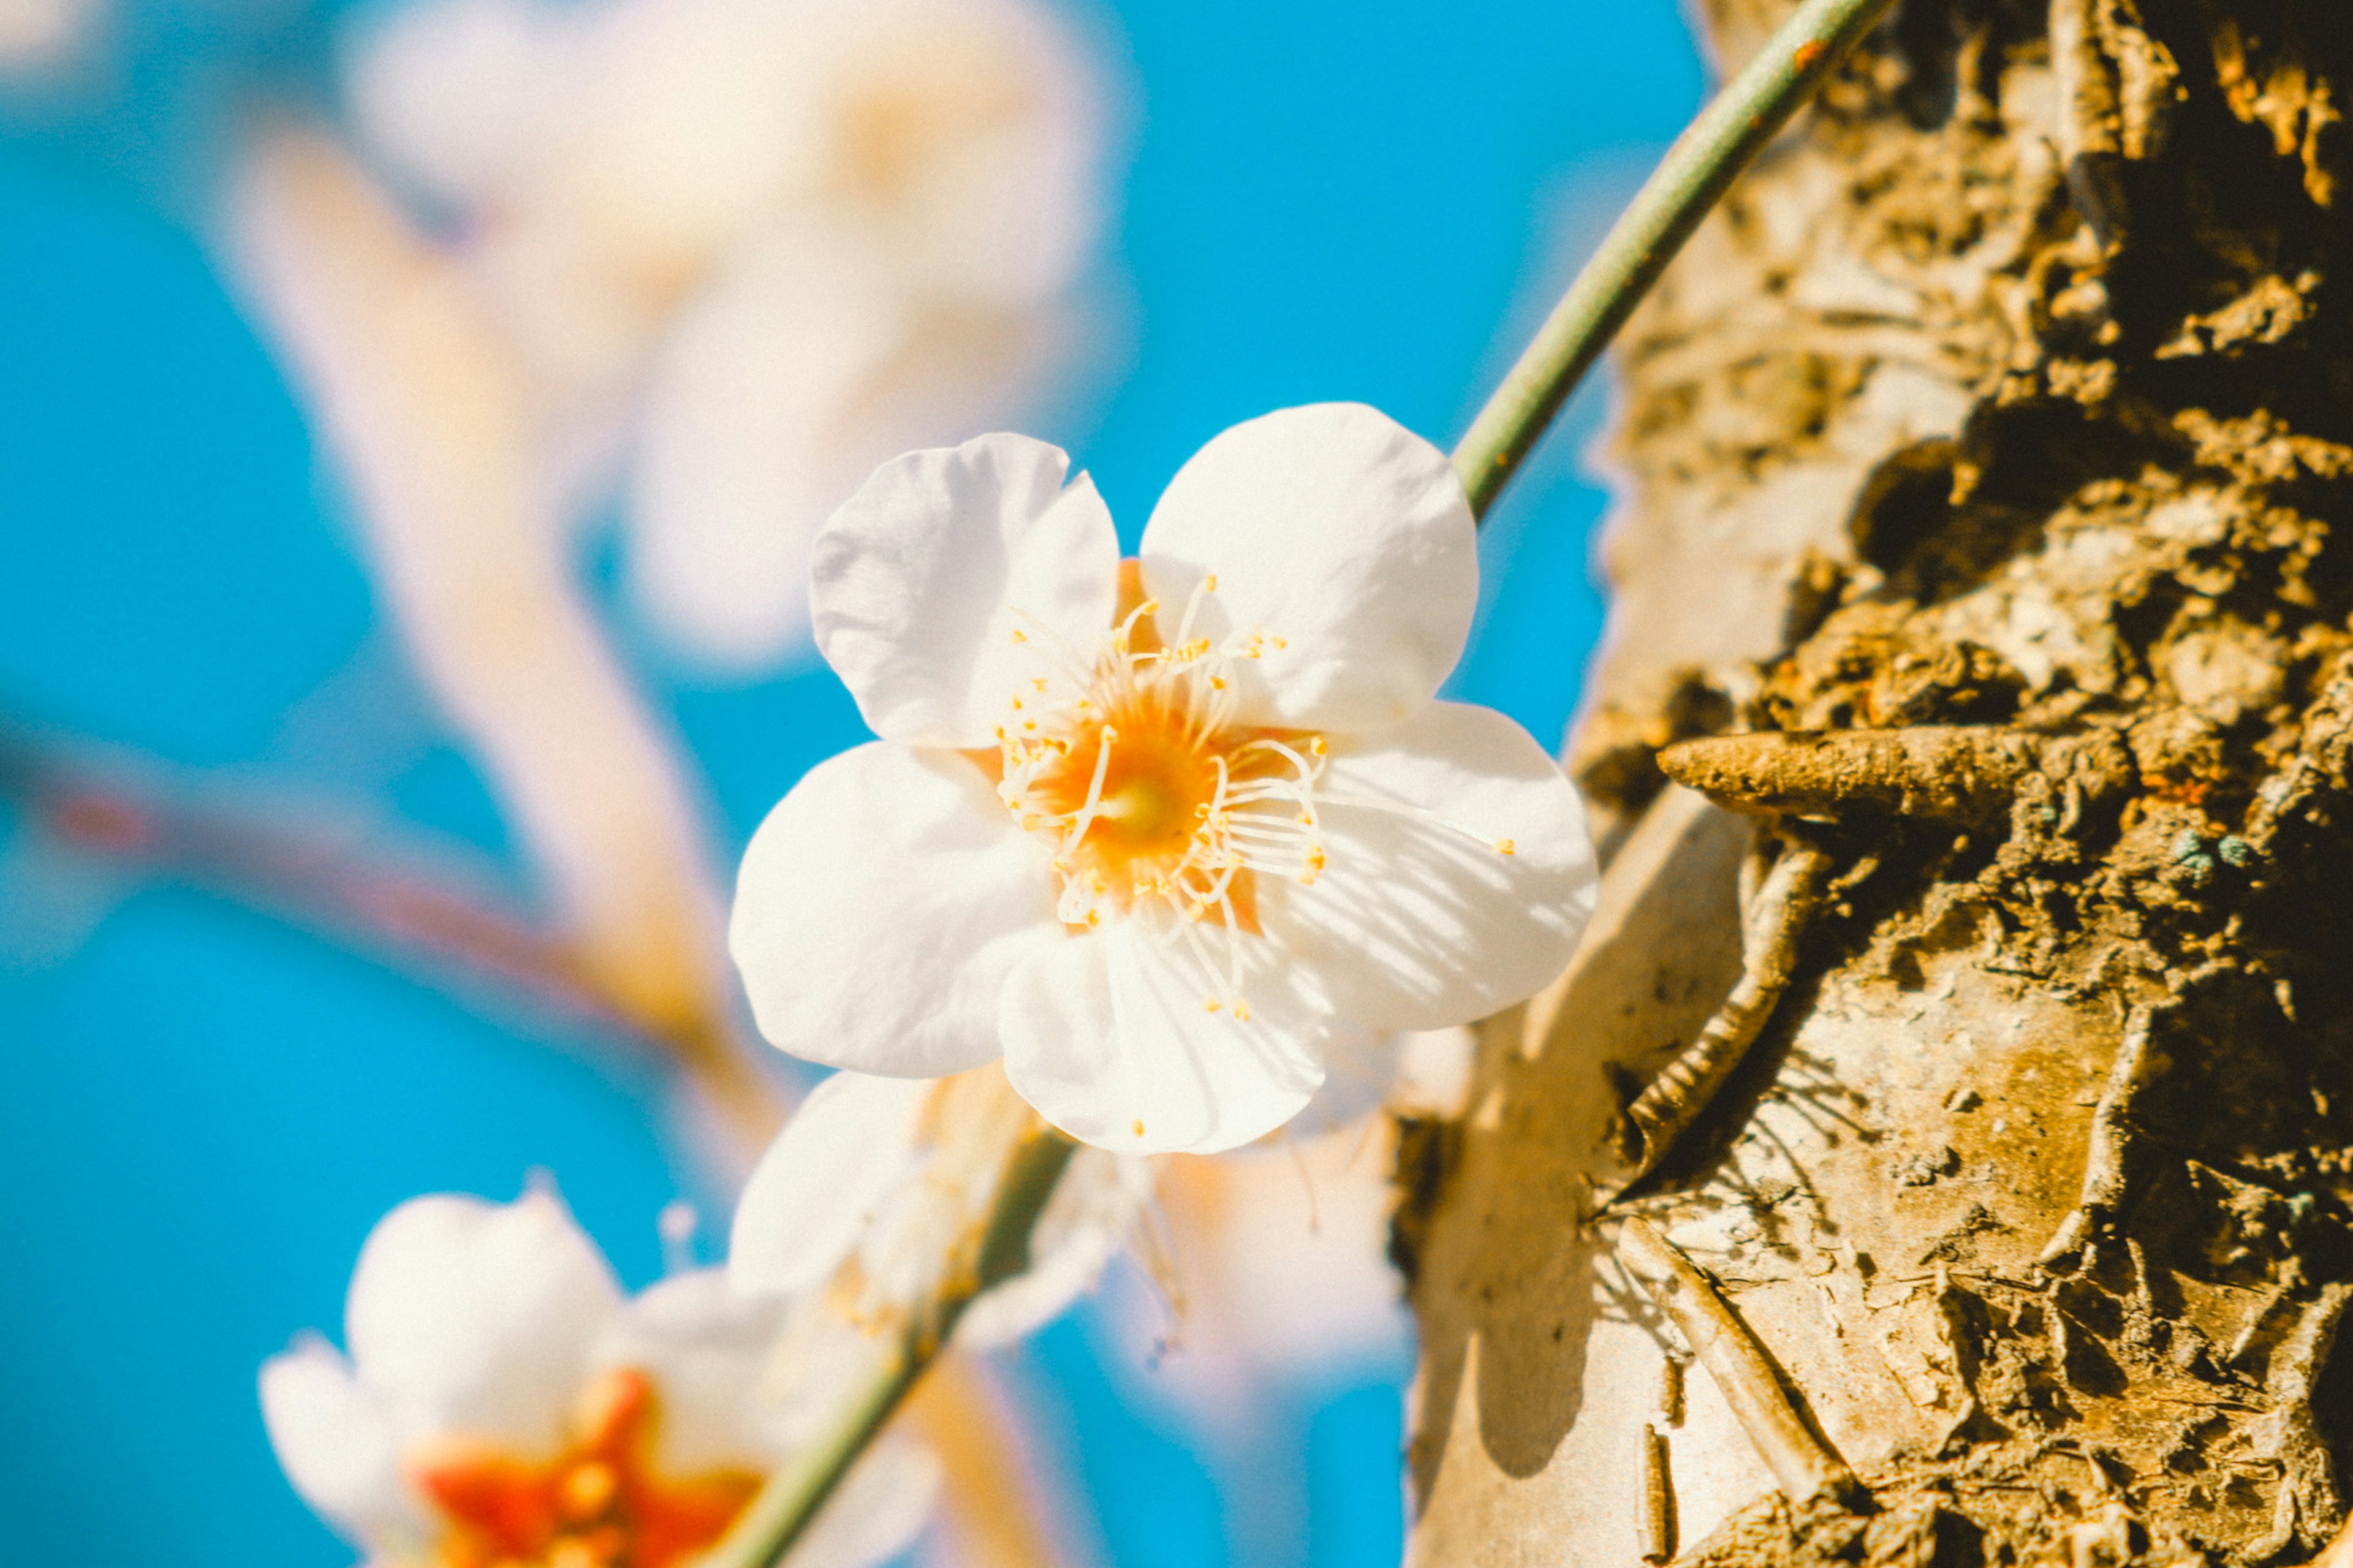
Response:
[[699, 1130, 1080, 1568], [0, 722, 791, 1148], [2037, 1000, 2160, 1271], [1616, 1216, 1863, 1509], [1613, 839, 1834, 1191], [1450, 0, 1900, 520], [1640, 1421, 1677, 1564]]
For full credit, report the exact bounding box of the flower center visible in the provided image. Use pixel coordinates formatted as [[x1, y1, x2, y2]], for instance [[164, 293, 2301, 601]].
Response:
[[409, 1368, 760, 1568], [990, 565, 1328, 949]]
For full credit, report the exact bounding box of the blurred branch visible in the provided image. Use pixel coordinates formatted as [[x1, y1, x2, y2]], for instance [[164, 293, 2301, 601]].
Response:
[[1451, 0, 1899, 520], [231, 131, 749, 1096], [0, 720, 790, 1149]]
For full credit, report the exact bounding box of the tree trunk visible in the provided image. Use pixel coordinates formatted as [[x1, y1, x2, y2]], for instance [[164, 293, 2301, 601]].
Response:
[[1398, 2, 2353, 1564]]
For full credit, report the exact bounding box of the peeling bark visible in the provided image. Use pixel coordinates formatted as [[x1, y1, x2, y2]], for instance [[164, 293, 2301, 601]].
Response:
[[1402, 2, 2353, 1564]]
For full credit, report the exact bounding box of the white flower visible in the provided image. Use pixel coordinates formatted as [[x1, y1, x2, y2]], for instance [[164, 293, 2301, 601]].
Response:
[[262, 1188, 938, 1568], [729, 1063, 1152, 1344], [730, 403, 1599, 1154]]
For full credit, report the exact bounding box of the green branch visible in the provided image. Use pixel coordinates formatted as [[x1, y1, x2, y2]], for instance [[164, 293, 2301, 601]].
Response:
[[1453, 0, 1900, 520], [697, 1129, 1079, 1568]]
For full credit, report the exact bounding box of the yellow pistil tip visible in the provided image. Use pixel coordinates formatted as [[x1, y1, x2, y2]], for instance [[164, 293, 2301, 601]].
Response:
[[1009, 627, 1028, 643], [561, 1461, 618, 1520], [1233, 1001, 1251, 1021], [1495, 838, 1517, 855], [1205, 574, 1218, 590], [1203, 997, 1221, 1013], [1132, 1119, 1145, 1137]]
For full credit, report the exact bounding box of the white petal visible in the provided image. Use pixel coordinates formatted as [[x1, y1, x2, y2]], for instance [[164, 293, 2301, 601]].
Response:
[[1257, 700, 1597, 1031], [999, 920, 1328, 1155], [786, 1434, 942, 1568], [594, 1269, 788, 1475], [343, 1191, 620, 1450], [957, 1149, 1150, 1346], [1392, 1025, 1477, 1119], [810, 432, 1118, 747], [1137, 404, 1476, 730], [344, 0, 570, 210], [627, 234, 895, 672], [773, 0, 1101, 307], [730, 742, 1058, 1077], [730, 1072, 936, 1298], [260, 1337, 428, 1555], [631, 223, 1048, 673], [753, 1300, 904, 1454], [1191, 1124, 1414, 1376], [1284, 1025, 1406, 1137]]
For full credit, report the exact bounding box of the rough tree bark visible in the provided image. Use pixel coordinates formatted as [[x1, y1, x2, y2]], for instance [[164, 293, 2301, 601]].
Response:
[[1400, 2, 2353, 1565]]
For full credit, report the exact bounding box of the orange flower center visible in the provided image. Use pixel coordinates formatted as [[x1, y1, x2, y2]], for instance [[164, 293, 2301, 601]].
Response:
[[989, 563, 1328, 944], [409, 1368, 760, 1568]]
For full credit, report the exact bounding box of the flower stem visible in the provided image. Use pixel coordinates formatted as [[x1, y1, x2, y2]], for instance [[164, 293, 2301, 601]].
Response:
[[1451, 0, 1898, 520], [699, 1127, 1080, 1568]]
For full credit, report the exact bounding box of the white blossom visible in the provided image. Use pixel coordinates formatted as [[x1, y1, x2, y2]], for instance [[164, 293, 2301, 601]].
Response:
[[728, 1063, 1151, 1344], [731, 402, 1599, 1154], [261, 1188, 937, 1568]]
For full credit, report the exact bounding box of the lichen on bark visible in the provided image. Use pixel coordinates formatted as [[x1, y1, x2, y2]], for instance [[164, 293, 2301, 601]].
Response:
[[1400, 3, 2353, 1565]]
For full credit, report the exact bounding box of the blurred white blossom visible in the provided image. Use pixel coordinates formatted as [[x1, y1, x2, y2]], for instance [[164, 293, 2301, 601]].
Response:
[[0, 0, 99, 75], [341, 0, 1104, 668], [1105, 1028, 1472, 1420], [730, 1062, 1150, 1344], [262, 1188, 939, 1568], [731, 404, 1597, 1154]]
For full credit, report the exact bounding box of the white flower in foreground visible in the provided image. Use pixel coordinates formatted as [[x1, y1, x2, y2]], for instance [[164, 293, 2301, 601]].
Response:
[[730, 1063, 1152, 1344], [262, 1189, 936, 1568], [732, 402, 1599, 1154]]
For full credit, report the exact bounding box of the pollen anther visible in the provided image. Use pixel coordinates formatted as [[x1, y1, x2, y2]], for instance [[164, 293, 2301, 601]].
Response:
[[990, 572, 1341, 1011]]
